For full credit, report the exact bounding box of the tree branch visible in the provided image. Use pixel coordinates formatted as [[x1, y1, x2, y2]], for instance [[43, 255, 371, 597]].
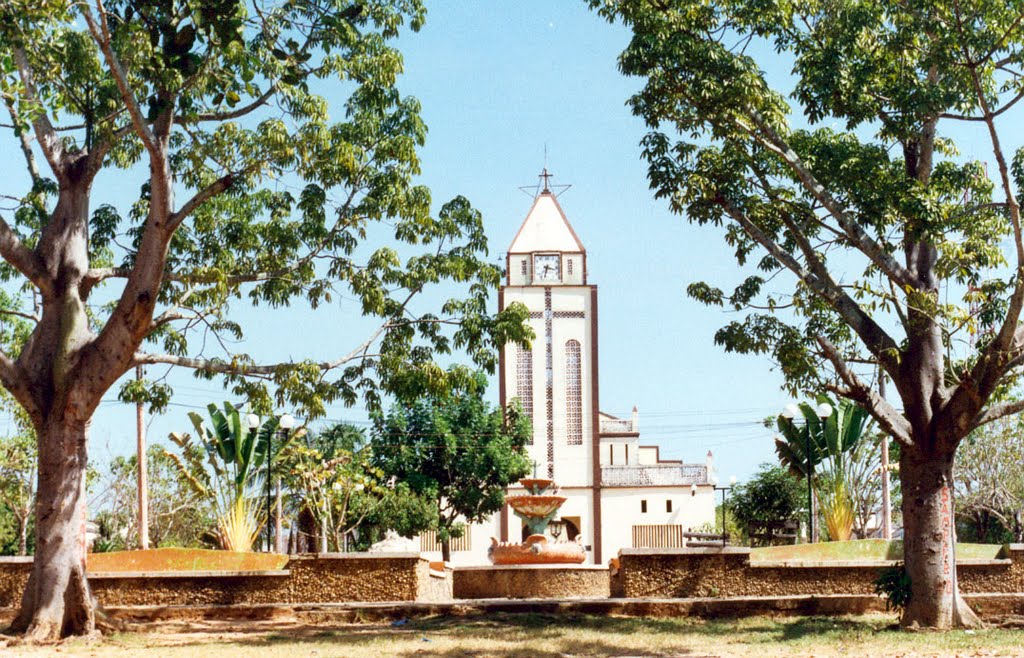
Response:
[[971, 398, 1024, 430], [743, 109, 920, 291], [190, 83, 280, 123], [816, 336, 913, 446], [0, 213, 50, 294], [81, 0, 159, 157], [11, 48, 64, 177], [719, 198, 901, 374]]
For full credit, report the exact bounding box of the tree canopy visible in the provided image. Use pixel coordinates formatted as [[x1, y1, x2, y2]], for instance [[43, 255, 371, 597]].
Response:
[[371, 372, 531, 561]]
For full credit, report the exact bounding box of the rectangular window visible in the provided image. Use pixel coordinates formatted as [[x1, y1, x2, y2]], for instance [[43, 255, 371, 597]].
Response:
[[567, 259, 573, 275], [520, 259, 527, 276], [641, 500, 648, 514], [666, 500, 673, 513]]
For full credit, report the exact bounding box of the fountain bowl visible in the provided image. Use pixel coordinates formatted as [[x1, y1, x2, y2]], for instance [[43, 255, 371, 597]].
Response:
[[506, 495, 565, 519], [489, 535, 587, 565]]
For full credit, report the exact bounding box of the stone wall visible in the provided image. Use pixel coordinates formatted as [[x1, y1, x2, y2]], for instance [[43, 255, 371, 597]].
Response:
[[453, 565, 610, 599], [0, 553, 449, 609], [616, 545, 1024, 599]]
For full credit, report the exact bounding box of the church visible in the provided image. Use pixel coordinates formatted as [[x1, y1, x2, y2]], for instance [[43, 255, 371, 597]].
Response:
[[421, 174, 716, 565]]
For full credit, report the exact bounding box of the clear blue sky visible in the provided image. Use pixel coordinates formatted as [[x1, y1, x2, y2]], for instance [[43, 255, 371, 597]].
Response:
[[7, 3, 892, 486]]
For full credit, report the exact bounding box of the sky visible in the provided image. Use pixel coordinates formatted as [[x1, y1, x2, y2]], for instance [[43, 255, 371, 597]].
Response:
[[12, 1, 996, 487]]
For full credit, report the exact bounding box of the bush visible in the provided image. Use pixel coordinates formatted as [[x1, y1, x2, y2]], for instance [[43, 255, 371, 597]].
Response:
[[874, 563, 912, 616], [729, 464, 804, 531]]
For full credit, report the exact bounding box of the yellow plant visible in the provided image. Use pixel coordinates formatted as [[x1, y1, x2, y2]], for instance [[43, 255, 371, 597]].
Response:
[[217, 496, 265, 552], [816, 477, 855, 541]]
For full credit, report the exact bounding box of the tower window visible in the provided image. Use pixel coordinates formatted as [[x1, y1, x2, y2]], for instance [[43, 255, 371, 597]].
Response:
[[516, 346, 534, 445], [565, 340, 582, 445], [641, 500, 648, 514], [666, 500, 673, 513]]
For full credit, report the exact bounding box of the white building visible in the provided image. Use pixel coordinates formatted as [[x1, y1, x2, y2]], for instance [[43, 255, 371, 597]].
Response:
[[421, 175, 715, 565]]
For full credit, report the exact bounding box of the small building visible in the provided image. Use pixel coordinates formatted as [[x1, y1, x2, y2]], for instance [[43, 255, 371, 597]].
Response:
[[420, 174, 715, 564]]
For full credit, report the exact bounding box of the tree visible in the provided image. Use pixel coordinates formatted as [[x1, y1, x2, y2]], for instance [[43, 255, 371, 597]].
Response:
[[0, 0, 527, 640], [727, 464, 804, 532], [281, 422, 381, 551], [0, 432, 35, 556], [92, 445, 214, 551], [590, 0, 1024, 628], [371, 373, 532, 562], [956, 414, 1024, 543], [167, 402, 303, 551]]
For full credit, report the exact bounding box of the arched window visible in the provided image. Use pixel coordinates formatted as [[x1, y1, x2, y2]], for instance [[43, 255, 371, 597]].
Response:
[[565, 340, 582, 445], [516, 345, 534, 444]]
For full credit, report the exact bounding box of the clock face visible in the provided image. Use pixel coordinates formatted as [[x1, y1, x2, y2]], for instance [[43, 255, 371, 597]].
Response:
[[534, 254, 561, 282]]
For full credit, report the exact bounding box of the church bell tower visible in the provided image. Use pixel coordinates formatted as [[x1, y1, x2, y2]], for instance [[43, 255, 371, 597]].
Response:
[[498, 171, 602, 561]]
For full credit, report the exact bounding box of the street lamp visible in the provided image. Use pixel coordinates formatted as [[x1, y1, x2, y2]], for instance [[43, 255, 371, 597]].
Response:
[[712, 475, 735, 547], [781, 402, 832, 543]]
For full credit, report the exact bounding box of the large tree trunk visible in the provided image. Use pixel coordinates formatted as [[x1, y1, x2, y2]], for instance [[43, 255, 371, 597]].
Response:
[[9, 419, 94, 641], [899, 447, 981, 628]]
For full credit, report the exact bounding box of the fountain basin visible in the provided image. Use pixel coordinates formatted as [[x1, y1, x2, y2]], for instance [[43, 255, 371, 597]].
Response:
[[489, 535, 586, 565]]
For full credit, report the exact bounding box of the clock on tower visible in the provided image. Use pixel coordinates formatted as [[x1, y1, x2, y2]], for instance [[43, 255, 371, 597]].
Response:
[[533, 254, 561, 282]]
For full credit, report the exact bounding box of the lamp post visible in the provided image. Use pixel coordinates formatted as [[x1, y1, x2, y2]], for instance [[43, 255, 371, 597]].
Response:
[[711, 476, 736, 547], [781, 402, 832, 543]]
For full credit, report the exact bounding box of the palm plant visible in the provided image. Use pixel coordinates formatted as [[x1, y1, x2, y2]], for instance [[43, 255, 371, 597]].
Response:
[[775, 395, 870, 541], [167, 402, 304, 551]]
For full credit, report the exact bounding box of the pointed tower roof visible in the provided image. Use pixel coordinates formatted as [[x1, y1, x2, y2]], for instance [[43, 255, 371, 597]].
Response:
[[508, 188, 586, 254]]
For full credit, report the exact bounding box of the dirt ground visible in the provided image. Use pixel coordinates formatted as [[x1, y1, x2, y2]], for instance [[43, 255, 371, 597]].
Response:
[[3, 613, 1024, 658]]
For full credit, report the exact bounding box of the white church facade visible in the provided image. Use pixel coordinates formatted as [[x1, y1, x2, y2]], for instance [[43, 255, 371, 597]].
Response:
[[421, 176, 715, 565]]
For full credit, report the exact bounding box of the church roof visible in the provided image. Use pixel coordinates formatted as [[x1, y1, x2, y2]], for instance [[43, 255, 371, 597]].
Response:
[[508, 191, 586, 254]]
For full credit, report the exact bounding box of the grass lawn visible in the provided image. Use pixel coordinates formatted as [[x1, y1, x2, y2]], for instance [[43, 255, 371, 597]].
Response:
[[5, 613, 1023, 657], [750, 539, 1005, 562]]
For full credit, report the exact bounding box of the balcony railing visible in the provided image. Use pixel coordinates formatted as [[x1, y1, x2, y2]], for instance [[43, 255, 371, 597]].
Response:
[[601, 464, 709, 486], [600, 418, 636, 434]]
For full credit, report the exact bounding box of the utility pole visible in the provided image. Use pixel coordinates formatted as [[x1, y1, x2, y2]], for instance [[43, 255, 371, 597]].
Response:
[[135, 365, 150, 550], [879, 365, 892, 540]]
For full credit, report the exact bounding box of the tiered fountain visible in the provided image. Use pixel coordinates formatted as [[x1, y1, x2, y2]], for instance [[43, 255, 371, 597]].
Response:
[[488, 478, 586, 565]]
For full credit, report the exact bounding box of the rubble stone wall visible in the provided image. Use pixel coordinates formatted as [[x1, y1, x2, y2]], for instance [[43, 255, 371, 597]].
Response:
[[616, 546, 1024, 599], [0, 553, 448, 609]]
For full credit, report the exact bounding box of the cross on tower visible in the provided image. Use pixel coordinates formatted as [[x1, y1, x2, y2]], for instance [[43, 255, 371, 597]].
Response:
[[539, 167, 553, 193]]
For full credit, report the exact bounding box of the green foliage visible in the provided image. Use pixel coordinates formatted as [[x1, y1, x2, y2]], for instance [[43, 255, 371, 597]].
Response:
[[371, 372, 532, 552], [956, 413, 1024, 542], [92, 445, 216, 550], [728, 464, 805, 530], [280, 422, 395, 551], [0, 0, 531, 422], [875, 563, 913, 616], [0, 391, 36, 555]]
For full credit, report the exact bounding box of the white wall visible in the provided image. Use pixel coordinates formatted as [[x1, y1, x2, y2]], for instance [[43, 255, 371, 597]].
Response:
[[600, 486, 716, 560]]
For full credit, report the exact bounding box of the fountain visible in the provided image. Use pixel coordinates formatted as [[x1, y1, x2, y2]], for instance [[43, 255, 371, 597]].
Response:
[[489, 478, 586, 565]]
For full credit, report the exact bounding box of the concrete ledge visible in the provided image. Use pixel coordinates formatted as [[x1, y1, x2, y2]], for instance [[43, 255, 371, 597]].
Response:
[[290, 552, 423, 560], [751, 559, 1012, 568], [619, 547, 751, 556], [454, 564, 609, 571], [88, 570, 291, 579]]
